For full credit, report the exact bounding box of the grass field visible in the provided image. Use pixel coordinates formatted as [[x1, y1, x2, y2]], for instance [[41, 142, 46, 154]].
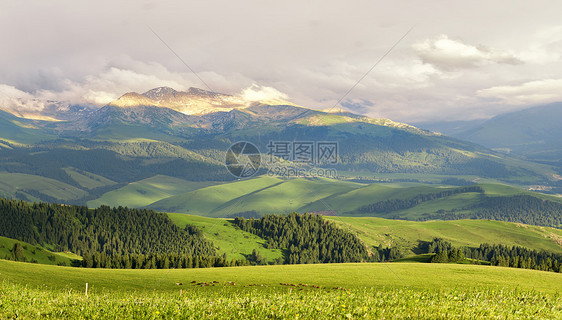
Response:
[[328, 217, 562, 254], [0, 172, 87, 201], [87, 175, 219, 208], [63, 167, 116, 190], [0, 260, 560, 319], [0, 259, 560, 294], [167, 213, 283, 261]]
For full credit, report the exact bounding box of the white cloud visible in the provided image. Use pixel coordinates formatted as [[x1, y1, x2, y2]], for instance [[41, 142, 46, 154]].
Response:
[[477, 79, 562, 105], [0, 63, 194, 113], [413, 35, 522, 70], [240, 84, 289, 102], [0, 85, 45, 114]]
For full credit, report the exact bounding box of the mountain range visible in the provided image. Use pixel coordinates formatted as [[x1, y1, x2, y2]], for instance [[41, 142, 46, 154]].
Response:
[[0, 86, 560, 206]]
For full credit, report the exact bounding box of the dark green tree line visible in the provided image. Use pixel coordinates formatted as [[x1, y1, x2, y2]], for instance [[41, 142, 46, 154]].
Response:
[[233, 213, 371, 264], [353, 186, 483, 214], [0, 198, 218, 267]]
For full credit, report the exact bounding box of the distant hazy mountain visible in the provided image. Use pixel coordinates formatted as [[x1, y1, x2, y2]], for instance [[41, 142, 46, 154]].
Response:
[[413, 119, 487, 137], [456, 103, 562, 161]]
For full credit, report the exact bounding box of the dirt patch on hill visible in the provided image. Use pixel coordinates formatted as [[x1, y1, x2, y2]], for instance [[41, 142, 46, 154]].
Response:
[[548, 233, 562, 247]]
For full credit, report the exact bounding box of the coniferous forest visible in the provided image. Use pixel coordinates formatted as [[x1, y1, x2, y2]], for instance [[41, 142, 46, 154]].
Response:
[[0, 198, 214, 257], [463, 243, 562, 272], [352, 186, 483, 214], [421, 195, 562, 228], [0, 198, 375, 268], [424, 238, 562, 273], [233, 213, 370, 264], [0, 198, 241, 268]]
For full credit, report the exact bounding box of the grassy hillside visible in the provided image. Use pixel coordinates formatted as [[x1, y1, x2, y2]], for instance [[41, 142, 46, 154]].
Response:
[[63, 167, 116, 190], [166, 213, 562, 265], [0, 172, 87, 201], [167, 213, 283, 261], [1, 260, 560, 294], [0, 236, 77, 266], [2, 260, 561, 319], [87, 175, 218, 208], [147, 176, 285, 216], [139, 176, 562, 220], [0, 110, 55, 145], [327, 217, 562, 254]]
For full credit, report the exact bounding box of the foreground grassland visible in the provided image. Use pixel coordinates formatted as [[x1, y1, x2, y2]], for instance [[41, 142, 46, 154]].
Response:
[[2, 283, 560, 319], [0, 260, 561, 319], [1, 260, 560, 293]]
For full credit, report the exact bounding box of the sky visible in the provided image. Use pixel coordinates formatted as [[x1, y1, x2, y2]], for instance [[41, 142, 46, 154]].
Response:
[[1, 0, 562, 123]]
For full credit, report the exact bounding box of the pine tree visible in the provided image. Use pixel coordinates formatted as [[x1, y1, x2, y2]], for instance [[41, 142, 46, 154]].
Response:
[[11, 243, 24, 262]]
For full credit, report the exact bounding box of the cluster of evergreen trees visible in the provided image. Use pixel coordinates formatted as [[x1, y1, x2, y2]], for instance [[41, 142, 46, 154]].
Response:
[[371, 245, 403, 262], [420, 195, 562, 228], [469, 195, 562, 228], [6, 243, 25, 262], [353, 186, 483, 214], [76, 252, 248, 269], [423, 238, 465, 263], [233, 213, 370, 264], [0, 198, 225, 269], [464, 243, 562, 273], [422, 238, 562, 273]]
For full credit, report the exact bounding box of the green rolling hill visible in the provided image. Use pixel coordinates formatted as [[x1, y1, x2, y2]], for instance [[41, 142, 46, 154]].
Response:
[[164, 213, 562, 261], [0, 236, 78, 266], [148, 176, 365, 217], [326, 217, 562, 255], [0, 110, 55, 145], [134, 176, 562, 226], [87, 175, 219, 208], [0, 172, 88, 202]]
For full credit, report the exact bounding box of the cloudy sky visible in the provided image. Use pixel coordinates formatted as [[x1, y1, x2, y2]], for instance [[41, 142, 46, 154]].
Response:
[[1, 0, 562, 122]]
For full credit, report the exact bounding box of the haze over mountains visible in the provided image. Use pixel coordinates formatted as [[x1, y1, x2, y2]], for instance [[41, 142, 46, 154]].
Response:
[[417, 103, 562, 165]]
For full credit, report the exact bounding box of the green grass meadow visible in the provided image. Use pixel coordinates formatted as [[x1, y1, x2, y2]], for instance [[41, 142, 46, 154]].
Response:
[[87, 175, 219, 208], [167, 213, 283, 261], [0, 260, 561, 319], [327, 217, 562, 254]]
